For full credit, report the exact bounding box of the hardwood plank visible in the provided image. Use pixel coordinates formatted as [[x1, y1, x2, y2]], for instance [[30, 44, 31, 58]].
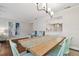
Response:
[[19, 36, 64, 56], [0, 41, 12, 56], [29, 37, 64, 56]]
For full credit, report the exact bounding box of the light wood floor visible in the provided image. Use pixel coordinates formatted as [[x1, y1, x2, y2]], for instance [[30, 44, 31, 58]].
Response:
[[69, 49, 79, 56], [0, 41, 79, 56]]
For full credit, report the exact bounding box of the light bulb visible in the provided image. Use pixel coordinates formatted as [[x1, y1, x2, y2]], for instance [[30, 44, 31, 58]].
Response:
[[42, 3, 46, 10], [47, 8, 51, 12], [49, 11, 54, 17], [50, 11, 54, 15]]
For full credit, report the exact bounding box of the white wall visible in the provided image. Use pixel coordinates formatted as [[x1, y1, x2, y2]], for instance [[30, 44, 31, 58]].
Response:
[[33, 6, 79, 50], [54, 6, 79, 50], [0, 18, 9, 36], [20, 21, 33, 36], [0, 18, 9, 29], [0, 17, 33, 37]]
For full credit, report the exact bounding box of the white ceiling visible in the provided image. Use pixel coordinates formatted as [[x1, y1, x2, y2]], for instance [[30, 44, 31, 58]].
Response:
[[0, 3, 79, 21]]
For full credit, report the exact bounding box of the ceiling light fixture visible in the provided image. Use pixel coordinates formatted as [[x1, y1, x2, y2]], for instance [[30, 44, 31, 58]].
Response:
[[36, 3, 54, 18]]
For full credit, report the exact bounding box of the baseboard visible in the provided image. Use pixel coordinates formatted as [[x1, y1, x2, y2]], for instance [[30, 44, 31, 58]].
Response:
[[70, 46, 79, 51]]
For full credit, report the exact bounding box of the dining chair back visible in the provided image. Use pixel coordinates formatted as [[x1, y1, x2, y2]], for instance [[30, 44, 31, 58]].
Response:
[[57, 36, 72, 56], [9, 40, 20, 56], [9, 40, 33, 56], [47, 36, 72, 56]]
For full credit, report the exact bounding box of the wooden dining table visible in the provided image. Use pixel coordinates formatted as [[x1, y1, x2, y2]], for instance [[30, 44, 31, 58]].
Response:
[[18, 35, 65, 56]]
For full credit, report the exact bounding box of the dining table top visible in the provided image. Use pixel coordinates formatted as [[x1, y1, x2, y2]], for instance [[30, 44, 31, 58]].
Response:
[[18, 35, 65, 56]]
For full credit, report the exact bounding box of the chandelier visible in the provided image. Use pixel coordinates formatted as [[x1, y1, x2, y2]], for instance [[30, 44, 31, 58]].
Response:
[[36, 3, 54, 18]]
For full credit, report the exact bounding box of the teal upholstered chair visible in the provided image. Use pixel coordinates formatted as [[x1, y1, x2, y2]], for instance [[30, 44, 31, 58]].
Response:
[[64, 36, 72, 55], [9, 40, 33, 56], [47, 36, 71, 56], [57, 38, 67, 56]]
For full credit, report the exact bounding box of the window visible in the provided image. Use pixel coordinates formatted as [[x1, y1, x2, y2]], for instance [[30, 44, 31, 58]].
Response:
[[46, 23, 62, 32], [53, 23, 62, 32]]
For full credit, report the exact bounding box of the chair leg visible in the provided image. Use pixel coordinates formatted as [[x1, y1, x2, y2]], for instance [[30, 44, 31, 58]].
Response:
[[0, 43, 2, 51], [64, 53, 69, 56], [0, 43, 1, 45]]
